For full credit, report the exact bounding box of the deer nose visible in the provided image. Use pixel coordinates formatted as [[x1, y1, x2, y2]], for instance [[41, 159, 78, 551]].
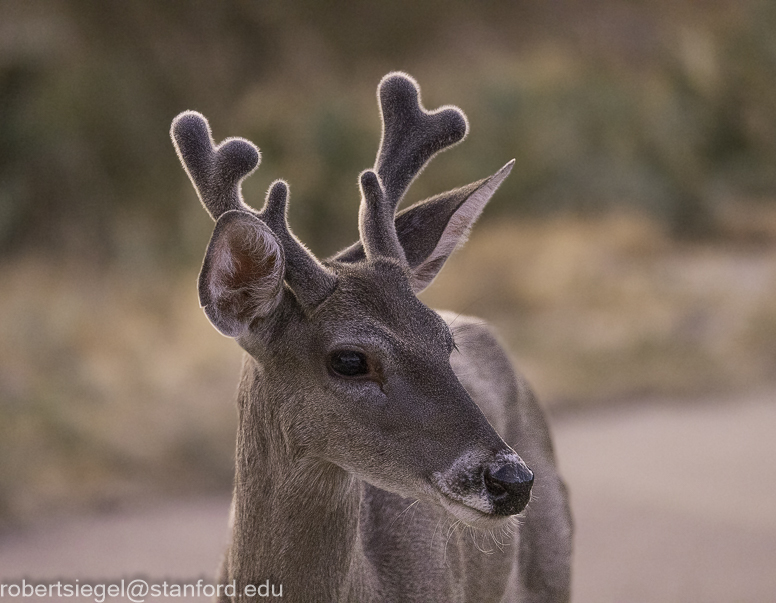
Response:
[[484, 463, 534, 515]]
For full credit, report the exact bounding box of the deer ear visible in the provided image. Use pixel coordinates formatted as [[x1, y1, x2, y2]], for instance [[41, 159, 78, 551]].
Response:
[[198, 210, 285, 338], [406, 161, 512, 292], [333, 161, 513, 293]]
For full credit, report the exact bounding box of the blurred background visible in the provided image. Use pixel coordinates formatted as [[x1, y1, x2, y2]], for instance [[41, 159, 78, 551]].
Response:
[[1, 1, 775, 595]]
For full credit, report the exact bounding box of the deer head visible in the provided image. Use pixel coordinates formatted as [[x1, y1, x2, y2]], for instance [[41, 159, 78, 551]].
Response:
[[171, 72, 531, 526]]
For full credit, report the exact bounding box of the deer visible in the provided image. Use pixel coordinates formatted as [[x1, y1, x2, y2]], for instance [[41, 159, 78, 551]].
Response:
[[171, 72, 572, 603]]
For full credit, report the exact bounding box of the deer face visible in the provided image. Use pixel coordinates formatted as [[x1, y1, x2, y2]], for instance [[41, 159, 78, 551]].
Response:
[[172, 72, 532, 525], [242, 259, 532, 526]]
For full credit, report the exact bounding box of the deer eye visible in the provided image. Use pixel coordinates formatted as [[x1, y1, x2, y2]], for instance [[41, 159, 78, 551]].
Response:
[[328, 350, 370, 378]]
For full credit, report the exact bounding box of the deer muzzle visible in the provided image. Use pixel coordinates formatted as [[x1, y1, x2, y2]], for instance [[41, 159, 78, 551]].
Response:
[[432, 451, 534, 525]]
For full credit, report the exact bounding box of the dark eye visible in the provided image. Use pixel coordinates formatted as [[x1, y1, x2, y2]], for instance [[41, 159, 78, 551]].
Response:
[[329, 350, 370, 378]]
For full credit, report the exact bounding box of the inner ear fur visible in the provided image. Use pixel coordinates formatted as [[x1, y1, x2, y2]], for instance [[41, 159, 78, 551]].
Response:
[[199, 210, 285, 338]]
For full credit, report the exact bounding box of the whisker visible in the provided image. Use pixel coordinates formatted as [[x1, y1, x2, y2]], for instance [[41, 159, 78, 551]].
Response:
[[430, 516, 445, 553], [443, 519, 462, 566], [389, 499, 420, 531]]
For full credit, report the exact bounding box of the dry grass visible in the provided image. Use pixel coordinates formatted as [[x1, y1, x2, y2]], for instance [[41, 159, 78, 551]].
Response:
[[421, 210, 776, 406], [2, 211, 776, 524], [0, 260, 242, 526]]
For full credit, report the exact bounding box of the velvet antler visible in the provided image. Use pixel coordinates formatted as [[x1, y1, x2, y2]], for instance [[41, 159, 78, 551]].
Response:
[[259, 180, 337, 308], [171, 111, 260, 220], [171, 111, 336, 310], [375, 73, 468, 209], [358, 72, 468, 263], [336, 74, 514, 294]]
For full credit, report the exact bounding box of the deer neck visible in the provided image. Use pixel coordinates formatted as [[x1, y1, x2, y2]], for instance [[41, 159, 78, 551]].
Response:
[[227, 357, 370, 602]]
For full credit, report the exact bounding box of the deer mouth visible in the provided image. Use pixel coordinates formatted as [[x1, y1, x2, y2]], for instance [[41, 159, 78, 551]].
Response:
[[434, 490, 529, 532], [439, 493, 498, 522], [431, 474, 515, 529]]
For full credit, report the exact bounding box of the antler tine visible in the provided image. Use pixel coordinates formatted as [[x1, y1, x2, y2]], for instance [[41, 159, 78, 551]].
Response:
[[358, 170, 407, 263], [375, 72, 468, 210], [260, 180, 338, 309], [171, 111, 260, 221]]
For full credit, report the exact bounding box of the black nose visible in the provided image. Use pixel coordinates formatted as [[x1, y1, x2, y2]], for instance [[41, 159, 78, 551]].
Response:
[[484, 463, 534, 515]]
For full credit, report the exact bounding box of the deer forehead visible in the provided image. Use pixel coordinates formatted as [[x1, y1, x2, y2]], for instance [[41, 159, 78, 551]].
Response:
[[312, 261, 453, 351]]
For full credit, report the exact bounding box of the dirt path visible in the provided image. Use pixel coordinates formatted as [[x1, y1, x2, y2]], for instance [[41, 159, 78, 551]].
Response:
[[553, 390, 776, 603], [1, 391, 774, 602]]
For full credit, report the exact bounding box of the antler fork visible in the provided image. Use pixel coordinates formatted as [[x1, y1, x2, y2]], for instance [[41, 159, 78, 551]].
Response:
[[171, 112, 337, 310]]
